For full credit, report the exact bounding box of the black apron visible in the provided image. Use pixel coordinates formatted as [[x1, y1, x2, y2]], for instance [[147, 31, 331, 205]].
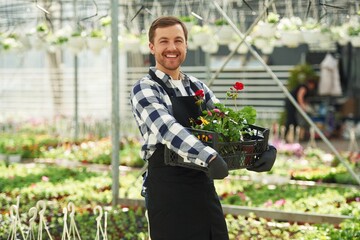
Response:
[[146, 70, 229, 240]]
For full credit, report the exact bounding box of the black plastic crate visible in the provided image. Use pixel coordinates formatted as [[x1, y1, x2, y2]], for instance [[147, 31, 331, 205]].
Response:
[[164, 125, 269, 171]]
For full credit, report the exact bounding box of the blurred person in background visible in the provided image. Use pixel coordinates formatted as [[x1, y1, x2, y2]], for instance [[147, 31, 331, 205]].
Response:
[[284, 77, 318, 142]]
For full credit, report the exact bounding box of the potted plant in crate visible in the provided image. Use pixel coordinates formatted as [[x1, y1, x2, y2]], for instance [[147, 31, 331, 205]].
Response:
[[165, 82, 269, 171]]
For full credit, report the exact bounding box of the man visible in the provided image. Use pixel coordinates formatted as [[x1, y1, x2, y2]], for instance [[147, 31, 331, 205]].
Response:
[[130, 16, 276, 240]]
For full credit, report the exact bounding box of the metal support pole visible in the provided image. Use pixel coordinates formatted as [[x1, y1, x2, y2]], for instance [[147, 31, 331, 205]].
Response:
[[111, 0, 120, 206], [73, 0, 79, 140], [74, 55, 79, 140], [212, 0, 360, 185]]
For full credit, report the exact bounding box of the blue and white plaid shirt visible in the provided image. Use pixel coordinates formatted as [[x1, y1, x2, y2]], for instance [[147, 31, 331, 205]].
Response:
[[130, 67, 220, 167]]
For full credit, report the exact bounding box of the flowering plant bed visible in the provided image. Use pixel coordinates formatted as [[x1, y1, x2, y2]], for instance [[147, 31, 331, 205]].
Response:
[[1, 163, 359, 239]]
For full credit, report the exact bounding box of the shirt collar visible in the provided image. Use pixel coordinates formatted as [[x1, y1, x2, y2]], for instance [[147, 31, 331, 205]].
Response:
[[150, 67, 190, 86]]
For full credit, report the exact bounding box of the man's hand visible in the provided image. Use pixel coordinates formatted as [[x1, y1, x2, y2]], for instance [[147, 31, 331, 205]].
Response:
[[247, 145, 277, 172], [208, 155, 229, 179]]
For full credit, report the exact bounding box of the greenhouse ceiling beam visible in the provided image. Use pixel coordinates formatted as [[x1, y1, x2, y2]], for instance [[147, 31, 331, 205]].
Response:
[[212, 0, 360, 185], [111, 0, 120, 207]]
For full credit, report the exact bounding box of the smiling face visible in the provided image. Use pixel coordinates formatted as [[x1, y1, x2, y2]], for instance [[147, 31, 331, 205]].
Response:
[[149, 24, 187, 79]]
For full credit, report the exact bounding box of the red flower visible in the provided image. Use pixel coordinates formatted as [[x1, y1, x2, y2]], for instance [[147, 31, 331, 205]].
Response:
[[233, 82, 244, 91], [227, 81, 244, 103], [195, 89, 204, 98], [194, 89, 205, 108]]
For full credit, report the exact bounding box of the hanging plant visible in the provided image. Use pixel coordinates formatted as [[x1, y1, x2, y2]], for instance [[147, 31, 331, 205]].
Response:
[[123, 33, 141, 53], [179, 15, 197, 31], [201, 37, 219, 53], [67, 31, 86, 54], [89, 29, 105, 38], [214, 22, 234, 45], [214, 19, 229, 26], [179, 15, 197, 23], [190, 25, 213, 46], [87, 29, 108, 54], [27, 22, 50, 50], [36, 22, 49, 35], [331, 24, 349, 46], [348, 24, 360, 47], [348, 25, 360, 36], [100, 16, 111, 27], [318, 25, 334, 50], [139, 33, 150, 54], [253, 12, 280, 38], [0, 33, 23, 51], [267, 12, 280, 24], [277, 17, 303, 48], [301, 18, 321, 45], [227, 35, 251, 54]]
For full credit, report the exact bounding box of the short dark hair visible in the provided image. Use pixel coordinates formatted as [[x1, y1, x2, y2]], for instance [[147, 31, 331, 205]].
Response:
[[307, 76, 319, 85], [148, 16, 188, 43]]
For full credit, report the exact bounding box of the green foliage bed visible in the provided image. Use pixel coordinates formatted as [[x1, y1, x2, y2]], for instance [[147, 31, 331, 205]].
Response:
[[0, 163, 359, 239]]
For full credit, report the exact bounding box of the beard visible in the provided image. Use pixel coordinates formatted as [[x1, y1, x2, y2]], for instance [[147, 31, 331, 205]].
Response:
[[155, 51, 186, 71]]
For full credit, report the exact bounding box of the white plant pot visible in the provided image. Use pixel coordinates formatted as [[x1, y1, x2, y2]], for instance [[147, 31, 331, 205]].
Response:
[[201, 41, 219, 53], [87, 37, 108, 54], [318, 32, 334, 50], [8, 154, 21, 163], [273, 38, 284, 47], [301, 29, 321, 44], [192, 32, 212, 46], [338, 37, 349, 46], [67, 36, 85, 54], [215, 25, 234, 45], [253, 38, 268, 49], [260, 45, 274, 55], [257, 22, 276, 38], [184, 22, 194, 32], [350, 36, 360, 47], [318, 32, 332, 42], [28, 35, 47, 50], [123, 38, 141, 53], [140, 43, 150, 54], [228, 41, 248, 54], [187, 40, 198, 50], [280, 31, 302, 48], [19, 35, 32, 50]]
